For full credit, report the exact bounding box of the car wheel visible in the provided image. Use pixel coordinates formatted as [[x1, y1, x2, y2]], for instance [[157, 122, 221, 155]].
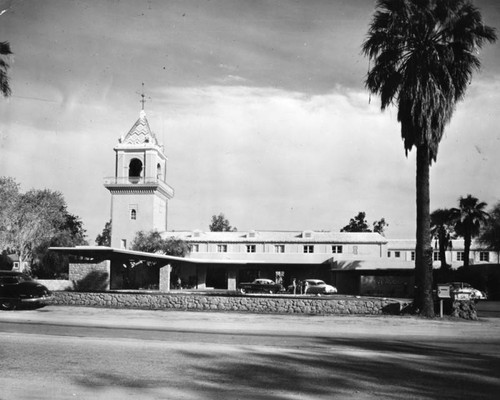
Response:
[[239, 288, 246, 294], [0, 300, 18, 311]]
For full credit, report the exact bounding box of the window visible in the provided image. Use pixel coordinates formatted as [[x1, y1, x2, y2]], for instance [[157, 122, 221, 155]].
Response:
[[332, 245, 343, 254], [192, 244, 199, 253], [275, 245, 285, 253], [433, 252, 440, 261], [303, 245, 314, 253], [411, 251, 415, 261], [457, 252, 464, 261], [387, 251, 391, 258], [480, 252, 490, 262], [353, 246, 358, 255], [217, 244, 227, 253], [246, 245, 256, 253], [394, 251, 401, 258], [120, 239, 127, 249], [130, 209, 137, 220], [157, 163, 162, 180]]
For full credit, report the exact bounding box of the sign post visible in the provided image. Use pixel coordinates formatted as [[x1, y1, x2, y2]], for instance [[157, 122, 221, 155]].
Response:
[[437, 284, 451, 318]]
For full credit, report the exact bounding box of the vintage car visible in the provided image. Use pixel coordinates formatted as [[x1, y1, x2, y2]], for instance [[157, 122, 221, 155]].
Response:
[[288, 279, 337, 295], [238, 278, 283, 294], [447, 282, 487, 301], [0, 270, 52, 310]]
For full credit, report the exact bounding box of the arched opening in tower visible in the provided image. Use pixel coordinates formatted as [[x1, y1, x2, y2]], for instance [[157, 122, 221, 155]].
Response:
[[129, 158, 143, 183], [157, 163, 162, 181]]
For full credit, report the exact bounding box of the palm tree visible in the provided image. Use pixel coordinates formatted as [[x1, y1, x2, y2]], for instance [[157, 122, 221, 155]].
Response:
[[479, 202, 500, 253], [0, 41, 12, 97], [362, 0, 496, 316], [479, 202, 500, 264], [430, 208, 456, 270], [453, 195, 489, 267]]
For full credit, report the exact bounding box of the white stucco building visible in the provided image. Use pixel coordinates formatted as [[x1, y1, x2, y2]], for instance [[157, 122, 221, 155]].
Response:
[[89, 109, 498, 295]]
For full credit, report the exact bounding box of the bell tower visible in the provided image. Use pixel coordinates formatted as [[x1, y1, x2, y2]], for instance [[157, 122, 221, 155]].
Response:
[[104, 108, 174, 248]]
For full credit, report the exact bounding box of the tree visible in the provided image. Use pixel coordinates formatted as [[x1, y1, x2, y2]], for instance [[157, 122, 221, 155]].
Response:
[[454, 195, 489, 267], [95, 220, 112, 246], [341, 212, 388, 236], [341, 212, 371, 233], [373, 218, 388, 236], [209, 213, 237, 232], [430, 208, 456, 270], [0, 177, 87, 274], [0, 41, 12, 97], [0, 177, 20, 242], [363, 0, 496, 316], [32, 213, 88, 278], [479, 201, 500, 254], [131, 230, 190, 257]]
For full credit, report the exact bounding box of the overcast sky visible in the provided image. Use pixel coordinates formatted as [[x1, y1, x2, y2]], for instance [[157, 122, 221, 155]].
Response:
[[1, 0, 499, 242]]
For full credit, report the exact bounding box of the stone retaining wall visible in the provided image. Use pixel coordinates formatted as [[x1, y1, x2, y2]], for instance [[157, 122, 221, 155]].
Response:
[[37, 279, 73, 291], [49, 291, 410, 315]]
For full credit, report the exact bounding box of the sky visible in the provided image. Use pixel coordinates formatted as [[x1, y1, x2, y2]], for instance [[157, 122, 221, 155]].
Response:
[[1, 0, 499, 243]]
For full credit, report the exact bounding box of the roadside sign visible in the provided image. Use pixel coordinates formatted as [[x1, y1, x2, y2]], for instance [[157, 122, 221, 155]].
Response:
[[454, 292, 471, 301], [437, 284, 451, 299]]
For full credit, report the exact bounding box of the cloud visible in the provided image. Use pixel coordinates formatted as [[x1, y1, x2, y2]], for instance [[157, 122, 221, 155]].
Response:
[[145, 84, 415, 234]]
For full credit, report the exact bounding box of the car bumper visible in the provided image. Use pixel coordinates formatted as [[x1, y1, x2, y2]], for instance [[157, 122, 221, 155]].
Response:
[[19, 295, 53, 304]]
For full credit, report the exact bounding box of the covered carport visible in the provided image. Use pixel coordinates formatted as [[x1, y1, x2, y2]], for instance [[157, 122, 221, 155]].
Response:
[[49, 246, 270, 292]]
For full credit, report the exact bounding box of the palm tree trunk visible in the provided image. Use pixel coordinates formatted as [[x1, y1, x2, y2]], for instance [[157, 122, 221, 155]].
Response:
[[415, 144, 435, 317], [439, 236, 448, 269], [464, 235, 471, 267]]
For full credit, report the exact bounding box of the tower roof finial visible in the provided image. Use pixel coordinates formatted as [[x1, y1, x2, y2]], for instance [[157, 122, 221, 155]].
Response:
[[140, 82, 146, 111]]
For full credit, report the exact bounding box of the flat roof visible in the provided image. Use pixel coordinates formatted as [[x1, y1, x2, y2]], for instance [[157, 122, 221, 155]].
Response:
[[48, 246, 265, 265]]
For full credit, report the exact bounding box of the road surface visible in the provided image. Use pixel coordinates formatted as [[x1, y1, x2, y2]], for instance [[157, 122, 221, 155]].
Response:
[[1, 306, 499, 400]]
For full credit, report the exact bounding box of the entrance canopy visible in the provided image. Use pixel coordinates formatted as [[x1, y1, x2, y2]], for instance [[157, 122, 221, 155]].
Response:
[[49, 246, 262, 265]]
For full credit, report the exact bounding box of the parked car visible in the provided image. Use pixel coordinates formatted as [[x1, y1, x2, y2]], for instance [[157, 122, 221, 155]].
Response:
[[0, 270, 52, 310], [289, 279, 337, 295], [238, 278, 283, 294], [446, 282, 487, 301]]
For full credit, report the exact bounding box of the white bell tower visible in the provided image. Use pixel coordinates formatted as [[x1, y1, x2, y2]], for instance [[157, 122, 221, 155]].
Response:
[[104, 106, 174, 249]]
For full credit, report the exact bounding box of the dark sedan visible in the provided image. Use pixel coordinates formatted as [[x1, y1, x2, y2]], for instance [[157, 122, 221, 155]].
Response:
[[238, 278, 283, 294], [0, 270, 52, 310]]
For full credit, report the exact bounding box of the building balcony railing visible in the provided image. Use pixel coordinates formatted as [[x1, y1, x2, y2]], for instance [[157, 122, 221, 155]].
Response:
[[104, 176, 174, 197], [104, 176, 169, 185]]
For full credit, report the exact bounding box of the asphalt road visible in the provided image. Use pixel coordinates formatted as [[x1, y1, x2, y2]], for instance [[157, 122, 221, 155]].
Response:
[[1, 306, 499, 400]]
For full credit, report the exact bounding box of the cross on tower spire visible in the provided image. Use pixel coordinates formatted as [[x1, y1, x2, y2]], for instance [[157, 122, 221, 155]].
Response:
[[140, 82, 147, 110]]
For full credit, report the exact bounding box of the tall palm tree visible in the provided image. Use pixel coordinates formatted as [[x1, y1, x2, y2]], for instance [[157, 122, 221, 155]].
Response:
[[362, 0, 496, 316], [479, 202, 500, 253], [430, 208, 456, 270], [454, 195, 489, 267], [0, 41, 12, 97]]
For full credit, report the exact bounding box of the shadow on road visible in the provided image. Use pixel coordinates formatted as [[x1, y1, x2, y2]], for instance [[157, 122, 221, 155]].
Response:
[[178, 338, 499, 399], [71, 336, 500, 399]]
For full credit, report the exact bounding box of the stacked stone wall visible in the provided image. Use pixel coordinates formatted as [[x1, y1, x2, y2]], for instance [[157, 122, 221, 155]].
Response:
[[36, 280, 73, 291], [49, 291, 409, 315], [69, 261, 110, 281], [69, 261, 110, 291]]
